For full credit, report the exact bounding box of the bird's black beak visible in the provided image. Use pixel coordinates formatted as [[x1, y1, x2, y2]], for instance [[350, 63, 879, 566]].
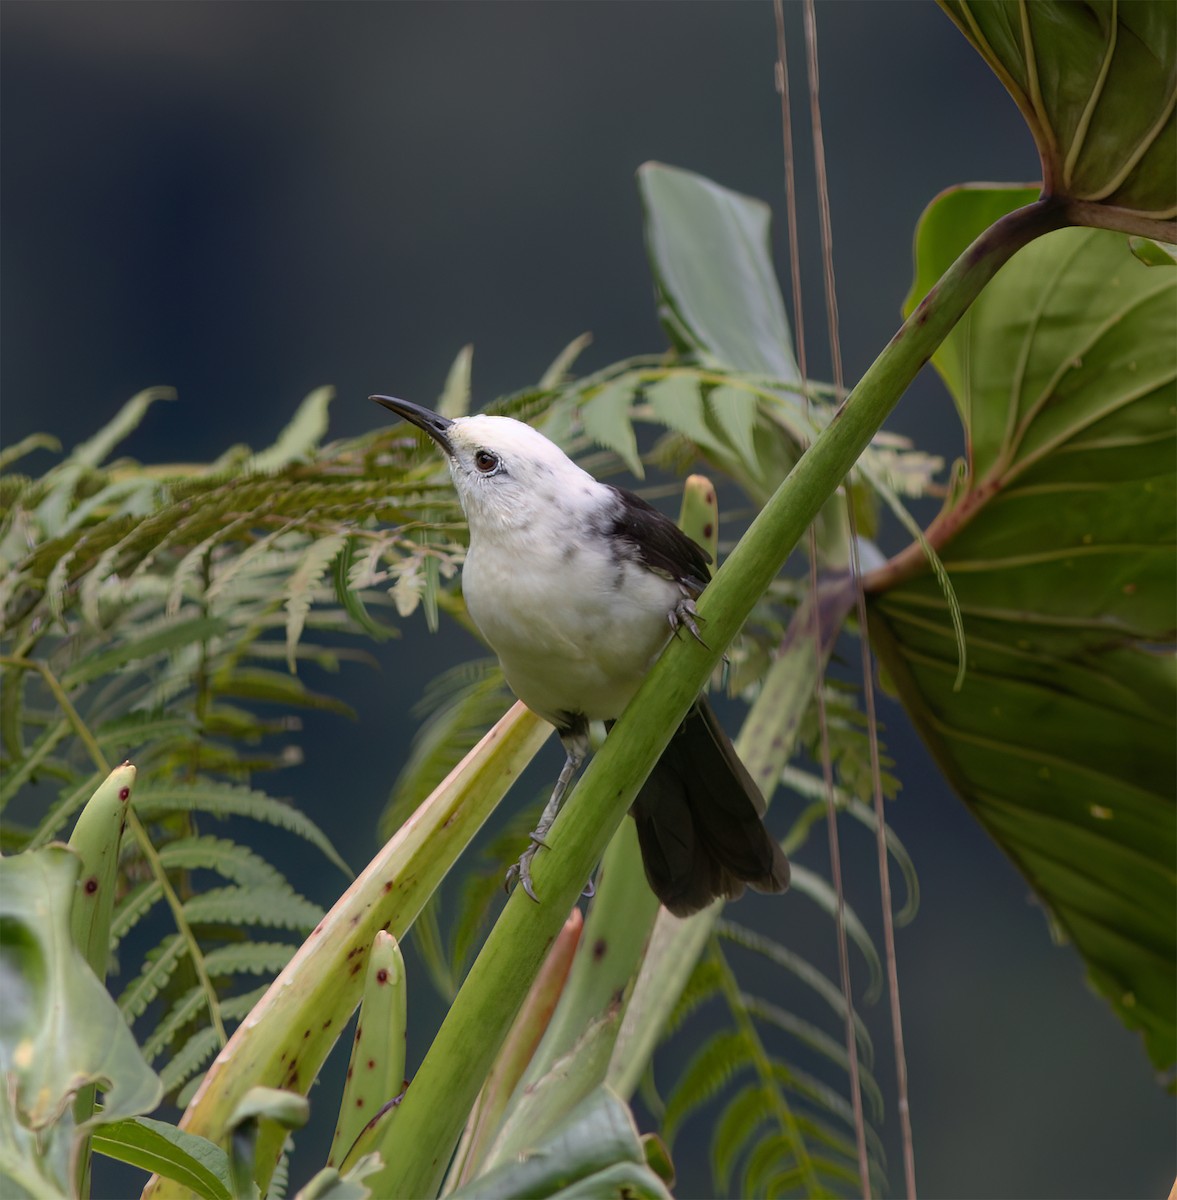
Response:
[[370, 395, 455, 455]]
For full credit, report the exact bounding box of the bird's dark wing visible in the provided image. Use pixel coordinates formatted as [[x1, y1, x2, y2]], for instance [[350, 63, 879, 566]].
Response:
[[604, 484, 712, 595]]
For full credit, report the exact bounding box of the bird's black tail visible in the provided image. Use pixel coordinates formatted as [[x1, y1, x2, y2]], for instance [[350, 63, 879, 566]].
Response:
[[630, 699, 790, 917]]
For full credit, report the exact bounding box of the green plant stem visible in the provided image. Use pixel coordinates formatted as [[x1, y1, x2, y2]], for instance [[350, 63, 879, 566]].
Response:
[[374, 197, 1069, 1200]]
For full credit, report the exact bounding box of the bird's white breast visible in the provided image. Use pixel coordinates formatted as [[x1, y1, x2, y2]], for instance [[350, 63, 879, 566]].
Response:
[[461, 520, 679, 727]]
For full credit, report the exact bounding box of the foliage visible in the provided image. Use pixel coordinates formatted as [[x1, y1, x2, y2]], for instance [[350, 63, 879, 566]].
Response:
[[0, 843, 162, 1197], [939, 0, 1175, 224], [2, 4, 1174, 1198], [870, 185, 1177, 1072]]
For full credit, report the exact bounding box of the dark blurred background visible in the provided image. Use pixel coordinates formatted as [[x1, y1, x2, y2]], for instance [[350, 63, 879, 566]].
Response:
[[2, 3, 1172, 1197]]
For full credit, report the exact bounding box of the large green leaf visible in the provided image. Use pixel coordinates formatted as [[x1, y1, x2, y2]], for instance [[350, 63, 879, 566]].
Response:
[[638, 162, 800, 384], [869, 185, 1176, 1073], [939, 0, 1176, 222], [0, 846, 163, 1196]]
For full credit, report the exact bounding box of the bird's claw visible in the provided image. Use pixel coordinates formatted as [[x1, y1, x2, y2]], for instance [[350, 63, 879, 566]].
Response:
[[669, 595, 708, 647], [504, 842, 543, 904]]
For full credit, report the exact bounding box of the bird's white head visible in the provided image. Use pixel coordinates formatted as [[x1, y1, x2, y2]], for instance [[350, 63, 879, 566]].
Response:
[[371, 396, 601, 532]]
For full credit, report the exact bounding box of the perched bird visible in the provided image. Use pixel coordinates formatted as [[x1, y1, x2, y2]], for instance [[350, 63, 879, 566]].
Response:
[[372, 395, 790, 916]]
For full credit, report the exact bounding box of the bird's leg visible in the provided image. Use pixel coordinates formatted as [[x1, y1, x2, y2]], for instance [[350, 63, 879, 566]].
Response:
[[668, 591, 708, 648], [505, 721, 589, 904]]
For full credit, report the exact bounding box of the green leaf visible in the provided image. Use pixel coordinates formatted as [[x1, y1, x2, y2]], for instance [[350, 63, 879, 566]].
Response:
[[639, 162, 800, 383], [939, 1, 1176, 219], [215, 666, 357, 718], [710, 1083, 770, 1195], [645, 374, 729, 460], [903, 184, 1040, 399], [91, 1117, 232, 1200], [117, 935, 186, 1021], [249, 387, 333, 473], [0, 847, 162, 1194], [65, 387, 175, 471], [0, 433, 61, 472], [707, 385, 760, 474], [1129, 236, 1177, 267], [61, 616, 228, 687], [333, 537, 395, 642], [873, 188, 1177, 1073], [538, 332, 593, 390], [133, 782, 351, 878], [294, 1155, 382, 1200], [285, 534, 348, 672], [157, 837, 287, 889], [580, 380, 643, 478], [181, 886, 323, 933], [446, 1089, 671, 1200], [662, 1029, 746, 1142], [381, 658, 508, 839], [786, 866, 883, 1005], [438, 345, 474, 418]]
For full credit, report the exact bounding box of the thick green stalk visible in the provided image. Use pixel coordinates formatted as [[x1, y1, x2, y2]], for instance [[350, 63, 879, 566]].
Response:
[[146, 702, 550, 1199], [375, 198, 1068, 1200]]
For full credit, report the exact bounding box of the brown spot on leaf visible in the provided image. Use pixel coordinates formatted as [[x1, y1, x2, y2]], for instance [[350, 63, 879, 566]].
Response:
[[83, 877, 99, 895], [592, 938, 607, 961], [376, 968, 389, 984], [118, 787, 131, 801], [702, 523, 714, 539], [367, 1059, 376, 1070]]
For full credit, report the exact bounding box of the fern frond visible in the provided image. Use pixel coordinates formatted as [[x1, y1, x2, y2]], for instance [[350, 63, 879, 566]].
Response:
[[248, 387, 333, 474], [181, 885, 323, 933], [716, 920, 873, 1067], [213, 666, 357, 718], [0, 433, 61, 472], [156, 836, 287, 888], [381, 657, 509, 838], [711, 1082, 772, 1195], [769, 1063, 887, 1167], [284, 533, 347, 671], [664, 954, 724, 1037], [662, 1029, 748, 1141], [158, 1025, 222, 1096], [133, 782, 350, 877], [110, 879, 166, 947], [787, 864, 883, 1004], [116, 933, 187, 1023], [60, 616, 227, 689], [142, 985, 209, 1064], [0, 716, 70, 808], [201, 941, 298, 979], [28, 768, 105, 847], [741, 993, 885, 1123]]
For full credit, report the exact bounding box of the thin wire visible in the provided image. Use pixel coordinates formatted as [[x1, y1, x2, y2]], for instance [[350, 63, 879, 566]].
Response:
[[773, 3, 871, 1195], [801, 1, 917, 1195]]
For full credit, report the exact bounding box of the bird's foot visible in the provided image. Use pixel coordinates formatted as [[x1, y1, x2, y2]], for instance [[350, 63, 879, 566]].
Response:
[[504, 838, 545, 904], [669, 595, 708, 647]]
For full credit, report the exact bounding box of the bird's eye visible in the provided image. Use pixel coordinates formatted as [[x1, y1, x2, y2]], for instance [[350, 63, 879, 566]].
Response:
[[474, 450, 500, 474]]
